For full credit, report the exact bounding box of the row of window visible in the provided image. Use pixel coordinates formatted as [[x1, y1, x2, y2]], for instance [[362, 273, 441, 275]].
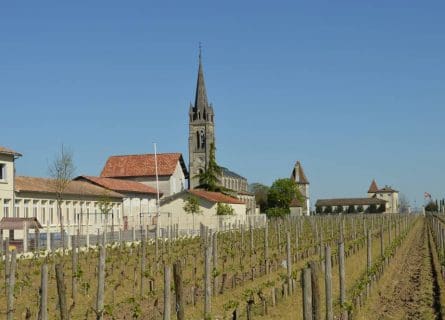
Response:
[[1, 199, 121, 226]]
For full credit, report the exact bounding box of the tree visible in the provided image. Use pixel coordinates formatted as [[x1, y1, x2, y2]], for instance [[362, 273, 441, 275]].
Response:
[[347, 205, 356, 214], [98, 193, 113, 244], [323, 206, 333, 214], [316, 206, 323, 214], [49, 145, 75, 251], [265, 207, 289, 217], [265, 178, 304, 217], [183, 195, 202, 233], [399, 193, 410, 213], [197, 143, 223, 192], [356, 205, 364, 213], [367, 204, 377, 213], [249, 183, 269, 213], [216, 203, 235, 216], [335, 205, 344, 214], [425, 200, 438, 212]]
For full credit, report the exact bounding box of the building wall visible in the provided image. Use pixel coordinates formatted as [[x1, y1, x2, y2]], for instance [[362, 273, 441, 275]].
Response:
[[124, 163, 186, 198], [0, 154, 15, 215]]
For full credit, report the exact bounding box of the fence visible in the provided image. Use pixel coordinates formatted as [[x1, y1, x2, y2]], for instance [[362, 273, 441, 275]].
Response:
[[1, 212, 267, 254]]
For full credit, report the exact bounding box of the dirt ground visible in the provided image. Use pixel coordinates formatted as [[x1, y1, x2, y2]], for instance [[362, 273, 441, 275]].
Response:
[[356, 218, 445, 320]]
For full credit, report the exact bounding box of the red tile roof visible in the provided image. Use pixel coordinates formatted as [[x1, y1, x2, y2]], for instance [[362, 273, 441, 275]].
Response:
[[290, 198, 303, 207], [75, 176, 160, 195], [0, 146, 22, 157], [100, 153, 188, 178], [190, 189, 245, 204], [368, 179, 379, 193], [15, 176, 123, 198]]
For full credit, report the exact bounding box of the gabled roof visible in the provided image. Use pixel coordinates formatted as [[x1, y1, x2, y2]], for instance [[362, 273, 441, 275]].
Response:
[[290, 198, 303, 207], [291, 161, 309, 184], [0, 146, 22, 157], [100, 153, 188, 178], [75, 176, 160, 196], [315, 197, 386, 207], [368, 179, 379, 193], [15, 176, 123, 199], [0, 217, 42, 230]]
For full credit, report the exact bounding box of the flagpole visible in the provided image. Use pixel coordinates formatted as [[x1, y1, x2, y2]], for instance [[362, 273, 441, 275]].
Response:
[[154, 143, 161, 238]]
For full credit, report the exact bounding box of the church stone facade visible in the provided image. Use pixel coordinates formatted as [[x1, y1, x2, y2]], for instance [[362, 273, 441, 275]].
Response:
[[188, 53, 256, 214]]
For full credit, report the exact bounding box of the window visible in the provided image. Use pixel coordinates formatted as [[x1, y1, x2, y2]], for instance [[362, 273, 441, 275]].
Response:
[[15, 200, 20, 218], [3, 199, 10, 218], [33, 201, 38, 217], [0, 163, 6, 181], [24, 200, 30, 218]]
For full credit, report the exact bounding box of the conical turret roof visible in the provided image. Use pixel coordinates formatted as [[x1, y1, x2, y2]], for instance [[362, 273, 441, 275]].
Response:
[[368, 179, 379, 193], [291, 161, 309, 184]]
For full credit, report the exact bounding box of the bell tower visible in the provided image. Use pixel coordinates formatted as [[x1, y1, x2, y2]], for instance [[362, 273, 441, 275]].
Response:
[[188, 50, 215, 189]]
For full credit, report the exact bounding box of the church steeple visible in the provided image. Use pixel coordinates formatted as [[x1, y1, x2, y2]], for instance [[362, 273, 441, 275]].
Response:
[[188, 47, 216, 189], [194, 49, 209, 111]]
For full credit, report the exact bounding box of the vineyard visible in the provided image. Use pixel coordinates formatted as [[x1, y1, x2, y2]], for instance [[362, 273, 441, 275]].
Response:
[[1, 214, 445, 320]]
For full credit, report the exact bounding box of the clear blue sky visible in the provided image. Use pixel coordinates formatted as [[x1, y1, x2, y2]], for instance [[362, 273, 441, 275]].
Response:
[[1, 1, 444, 208]]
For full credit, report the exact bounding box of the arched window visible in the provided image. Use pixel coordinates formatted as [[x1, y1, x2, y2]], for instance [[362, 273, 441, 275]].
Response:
[[200, 129, 205, 149], [196, 131, 200, 149]]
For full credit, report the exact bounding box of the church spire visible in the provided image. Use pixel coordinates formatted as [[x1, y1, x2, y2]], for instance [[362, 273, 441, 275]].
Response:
[[194, 45, 209, 111]]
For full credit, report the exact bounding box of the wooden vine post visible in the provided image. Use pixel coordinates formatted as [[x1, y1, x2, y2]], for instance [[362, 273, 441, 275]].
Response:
[[173, 261, 185, 320], [96, 245, 106, 320], [325, 245, 333, 320], [338, 241, 346, 314], [38, 263, 48, 320], [264, 223, 269, 274], [286, 232, 292, 295], [6, 249, 17, 320], [302, 267, 313, 320], [204, 233, 212, 319], [310, 261, 321, 320], [163, 264, 171, 320], [55, 263, 68, 320]]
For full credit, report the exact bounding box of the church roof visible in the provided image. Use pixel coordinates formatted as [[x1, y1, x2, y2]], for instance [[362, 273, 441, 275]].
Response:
[[100, 153, 188, 179], [291, 161, 309, 184], [368, 179, 379, 193], [221, 167, 246, 180], [194, 51, 209, 111], [75, 176, 160, 196]]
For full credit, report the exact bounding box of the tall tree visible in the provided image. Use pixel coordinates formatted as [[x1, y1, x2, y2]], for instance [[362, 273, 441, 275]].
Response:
[[265, 178, 304, 217], [197, 143, 223, 192], [49, 145, 75, 251]]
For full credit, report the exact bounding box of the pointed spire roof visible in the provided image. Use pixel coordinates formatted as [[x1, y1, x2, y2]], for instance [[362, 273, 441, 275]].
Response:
[[291, 161, 309, 184], [368, 179, 379, 193], [194, 48, 209, 110]]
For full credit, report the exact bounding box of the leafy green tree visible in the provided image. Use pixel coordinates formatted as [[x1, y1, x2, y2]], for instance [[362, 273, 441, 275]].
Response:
[[316, 206, 323, 214], [265, 207, 289, 218], [347, 205, 355, 214], [356, 205, 364, 213], [323, 206, 332, 214], [183, 195, 202, 232], [249, 183, 269, 213], [216, 203, 235, 216], [197, 143, 223, 192], [265, 178, 304, 218], [367, 204, 377, 213], [335, 205, 344, 214]]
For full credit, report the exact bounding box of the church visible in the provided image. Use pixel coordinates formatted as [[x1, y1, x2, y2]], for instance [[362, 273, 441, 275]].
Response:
[[188, 52, 256, 214]]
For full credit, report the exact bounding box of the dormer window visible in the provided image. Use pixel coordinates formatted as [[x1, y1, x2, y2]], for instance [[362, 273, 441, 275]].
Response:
[[0, 163, 6, 181]]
